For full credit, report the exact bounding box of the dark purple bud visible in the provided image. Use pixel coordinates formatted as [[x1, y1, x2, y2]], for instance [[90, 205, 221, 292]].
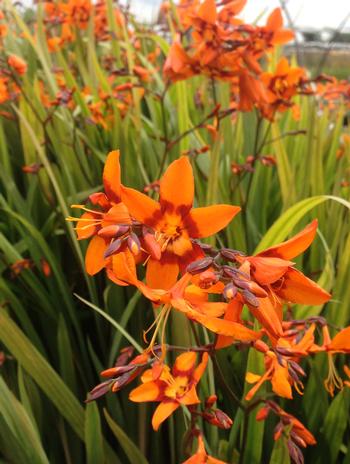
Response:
[[86, 380, 113, 402], [288, 360, 306, 377], [104, 238, 123, 258], [220, 248, 245, 262], [275, 346, 294, 357], [187, 257, 214, 275], [233, 278, 251, 290], [242, 290, 259, 307], [290, 432, 307, 448], [287, 440, 304, 464], [222, 265, 239, 278]]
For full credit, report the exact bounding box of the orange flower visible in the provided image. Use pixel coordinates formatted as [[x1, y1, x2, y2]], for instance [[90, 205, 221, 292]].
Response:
[[8, 55, 28, 75], [316, 325, 350, 396], [129, 351, 208, 430], [259, 57, 307, 120], [183, 434, 227, 464], [236, 220, 331, 339], [66, 150, 132, 276], [245, 324, 316, 400], [112, 253, 260, 347], [121, 157, 240, 289]]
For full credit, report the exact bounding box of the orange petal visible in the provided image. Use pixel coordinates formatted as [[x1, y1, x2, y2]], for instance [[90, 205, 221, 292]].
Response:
[[245, 367, 272, 401], [248, 296, 283, 339], [187, 309, 260, 341], [165, 42, 191, 73], [215, 299, 244, 349], [258, 220, 318, 260], [249, 256, 293, 285], [193, 352, 209, 383], [271, 364, 293, 399], [328, 327, 350, 353], [103, 150, 121, 203], [277, 268, 331, 305], [85, 235, 107, 275], [173, 352, 197, 375], [121, 186, 161, 226], [266, 7, 282, 31], [197, 0, 217, 24], [197, 302, 227, 317], [111, 249, 137, 285], [185, 205, 241, 238], [146, 256, 179, 290], [159, 157, 194, 213], [76, 212, 98, 239], [129, 381, 161, 402], [222, 0, 247, 16], [273, 29, 295, 44], [246, 372, 262, 384], [102, 203, 131, 226], [151, 401, 179, 431], [181, 385, 200, 405]]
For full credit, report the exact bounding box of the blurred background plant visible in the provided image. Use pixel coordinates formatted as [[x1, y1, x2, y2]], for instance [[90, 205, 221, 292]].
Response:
[[0, 0, 349, 463]]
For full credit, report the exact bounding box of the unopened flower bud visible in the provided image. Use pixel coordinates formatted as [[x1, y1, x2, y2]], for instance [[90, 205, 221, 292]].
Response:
[[254, 340, 269, 353], [98, 224, 129, 239], [127, 233, 141, 256], [256, 406, 270, 421], [205, 395, 217, 408], [242, 290, 259, 307], [223, 283, 238, 300], [104, 238, 123, 258], [187, 257, 214, 275], [86, 380, 113, 402], [202, 409, 233, 429]]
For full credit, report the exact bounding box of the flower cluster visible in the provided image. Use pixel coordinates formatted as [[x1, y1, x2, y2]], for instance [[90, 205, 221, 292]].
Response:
[[70, 150, 350, 463], [162, 0, 315, 121]]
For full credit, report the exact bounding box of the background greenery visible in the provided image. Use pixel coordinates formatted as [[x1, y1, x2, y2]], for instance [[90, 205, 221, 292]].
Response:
[[0, 1, 349, 463]]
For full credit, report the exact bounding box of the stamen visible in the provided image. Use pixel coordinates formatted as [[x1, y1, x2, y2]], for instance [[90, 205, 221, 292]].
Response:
[[70, 204, 105, 215], [74, 222, 101, 231], [324, 353, 343, 396]]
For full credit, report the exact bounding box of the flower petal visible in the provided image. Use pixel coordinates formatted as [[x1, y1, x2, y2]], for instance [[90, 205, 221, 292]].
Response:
[[129, 381, 161, 402], [215, 299, 244, 349], [193, 352, 209, 383], [159, 157, 194, 214], [328, 327, 350, 353], [266, 7, 282, 31], [121, 186, 161, 226], [146, 255, 179, 290], [249, 256, 293, 285], [271, 364, 293, 399], [181, 385, 200, 405], [197, 0, 217, 24], [76, 212, 98, 240], [277, 268, 331, 305], [103, 150, 121, 203], [85, 235, 107, 275], [173, 352, 197, 376], [248, 296, 283, 339], [185, 205, 241, 238], [186, 309, 260, 341], [258, 220, 318, 260], [102, 203, 131, 226], [151, 401, 179, 431], [110, 249, 137, 285]]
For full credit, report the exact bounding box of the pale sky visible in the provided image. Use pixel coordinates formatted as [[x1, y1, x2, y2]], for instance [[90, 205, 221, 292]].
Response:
[[20, 0, 350, 30], [124, 0, 350, 29]]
